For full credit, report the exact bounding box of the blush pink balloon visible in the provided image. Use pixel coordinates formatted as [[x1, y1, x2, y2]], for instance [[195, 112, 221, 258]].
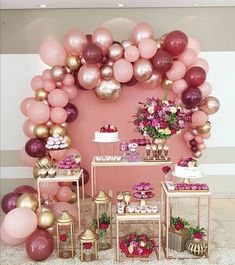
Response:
[[77, 64, 101, 89], [124, 45, 140, 62], [49, 149, 67, 161], [39, 39, 67, 67], [166, 61, 186, 81], [195, 135, 204, 144], [63, 85, 78, 100], [59, 182, 73, 188], [48, 89, 69, 107], [19, 148, 38, 167], [113, 59, 134, 83], [63, 74, 75, 86], [183, 131, 194, 142], [23, 119, 35, 138], [64, 29, 87, 55], [56, 186, 72, 202], [39, 182, 60, 198], [187, 37, 200, 56], [66, 148, 81, 157], [177, 48, 197, 67], [174, 96, 183, 106], [138, 38, 157, 59], [192, 58, 209, 74], [141, 72, 162, 89], [50, 107, 67, 123], [132, 22, 154, 45], [31, 76, 44, 91], [20, 97, 35, 116], [172, 79, 188, 94], [0, 223, 27, 245], [27, 101, 50, 125], [197, 143, 206, 151], [43, 79, 56, 92], [3, 208, 37, 238], [92, 27, 113, 55], [198, 82, 212, 98], [42, 69, 52, 80], [191, 111, 208, 126], [51, 202, 78, 220], [201, 132, 211, 139]]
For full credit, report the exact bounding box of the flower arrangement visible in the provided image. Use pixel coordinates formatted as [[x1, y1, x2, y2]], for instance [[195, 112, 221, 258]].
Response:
[[133, 97, 190, 140], [119, 233, 155, 258], [171, 216, 190, 231], [92, 213, 112, 237], [189, 226, 206, 240], [177, 157, 198, 167], [162, 166, 171, 174], [59, 232, 71, 242]]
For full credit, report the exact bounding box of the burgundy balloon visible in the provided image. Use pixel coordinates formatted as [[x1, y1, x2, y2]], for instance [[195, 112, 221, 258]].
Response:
[[14, 185, 37, 195], [189, 139, 197, 146], [100, 55, 110, 65], [181, 87, 202, 109], [79, 167, 89, 186], [26, 229, 54, 261], [64, 103, 78, 123], [25, 138, 46, 158], [86, 34, 92, 43], [151, 50, 173, 73], [121, 76, 138, 87], [1, 192, 21, 214], [184, 66, 206, 87], [191, 145, 198, 153], [164, 30, 188, 56], [82, 43, 103, 64]]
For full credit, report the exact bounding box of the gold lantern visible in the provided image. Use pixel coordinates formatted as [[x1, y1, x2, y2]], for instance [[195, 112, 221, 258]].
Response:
[[92, 190, 112, 250], [56, 211, 76, 258], [78, 227, 99, 262]]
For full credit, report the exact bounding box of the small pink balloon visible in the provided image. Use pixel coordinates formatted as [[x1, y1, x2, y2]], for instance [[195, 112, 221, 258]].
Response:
[[49, 149, 67, 161], [66, 148, 81, 157], [177, 48, 197, 67], [124, 45, 140, 62], [39, 182, 60, 198], [51, 202, 77, 220], [20, 97, 35, 116], [39, 39, 67, 67], [48, 89, 69, 107], [201, 131, 211, 139], [63, 85, 78, 100], [198, 82, 212, 98], [192, 58, 209, 74], [23, 119, 35, 138], [59, 182, 73, 188], [191, 111, 208, 126], [56, 186, 72, 202], [113, 58, 133, 83], [50, 107, 67, 124], [43, 79, 56, 92], [64, 29, 87, 55], [19, 148, 38, 167], [63, 74, 75, 86], [0, 223, 27, 245], [166, 61, 186, 81], [172, 79, 188, 94], [138, 38, 157, 59], [183, 131, 194, 142], [197, 143, 206, 151], [187, 37, 200, 56], [27, 101, 50, 125], [42, 69, 52, 80], [31, 76, 44, 91], [132, 22, 154, 45], [77, 64, 101, 89], [141, 71, 162, 89], [195, 135, 204, 144], [92, 27, 113, 55]]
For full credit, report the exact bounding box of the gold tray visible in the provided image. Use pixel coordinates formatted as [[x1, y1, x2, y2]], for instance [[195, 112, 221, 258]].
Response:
[[143, 157, 171, 162]]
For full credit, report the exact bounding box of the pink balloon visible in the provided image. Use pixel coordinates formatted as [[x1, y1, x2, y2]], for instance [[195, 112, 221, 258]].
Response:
[[56, 186, 72, 202], [20, 97, 35, 116], [92, 27, 113, 55], [31, 76, 44, 91], [113, 59, 133, 83], [138, 38, 157, 59], [39, 182, 60, 199], [66, 148, 81, 156], [63, 74, 75, 86], [48, 89, 69, 107], [177, 48, 197, 67], [183, 131, 194, 142], [197, 143, 206, 151], [64, 29, 87, 55], [39, 39, 67, 67], [27, 101, 50, 125], [201, 132, 211, 139], [51, 202, 77, 220], [172, 79, 188, 94], [42, 69, 52, 80], [19, 148, 38, 167], [63, 85, 78, 100], [3, 208, 37, 238], [77, 64, 101, 89], [124, 45, 139, 62], [23, 119, 35, 138], [132, 22, 154, 45], [50, 107, 67, 124], [59, 182, 73, 188], [187, 37, 200, 56], [191, 111, 208, 126], [174, 96, 183, 106], [195, 135, 204, 144], [141, 72, 162, 89], [192, 58, 209, 74], [198, 82, 212, 98], [49, 149, 67, 161], [0, 222, 27, 245], [166, 61, 186, 81], [43, 79, 56, 92]]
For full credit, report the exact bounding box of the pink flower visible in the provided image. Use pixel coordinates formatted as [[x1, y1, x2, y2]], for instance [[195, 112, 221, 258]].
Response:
[[162, 166, 171, 174], [60, 234, 67, 242], [160, 121, 168, 129], [84, 243, 92, 249], [99, 223, 109, 230], [152, 119, 159, 127]]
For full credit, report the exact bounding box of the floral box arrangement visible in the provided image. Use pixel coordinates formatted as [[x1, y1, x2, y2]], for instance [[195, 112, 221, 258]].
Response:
[[119, 233, 155, 258], [177, 156, 198, 167], [175, 183, 209, 191]]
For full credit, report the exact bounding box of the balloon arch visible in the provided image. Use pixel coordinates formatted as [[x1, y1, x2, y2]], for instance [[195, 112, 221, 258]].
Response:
[[20, 22, 220, 177]]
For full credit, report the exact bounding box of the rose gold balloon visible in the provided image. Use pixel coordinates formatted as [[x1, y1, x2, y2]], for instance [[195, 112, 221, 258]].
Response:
[[197, 121, 211, 134], [133, 58, 153, 82], [66, 55, 81, 70], [132, 22, 154, 45], [155, 38, 164, 49], [77, 64, 101, 90], [35, 88, 48, 101], [64, 66, 72, 74], [162, 77, 173, 91], [56, 81, 63, 88], [141, 71, 162, 89], [33, 124, 49, 139], [200, 96, 220, 115], [95, 79, 122, 101], [92, 27, 113, 55], [100, 65, 113, 80], [193, 150, 202, 158], [61, 122, 69, 130], [197, 143, 206, 151], [50, 124, 66, 137], [191, 129, 199, 136], [108, 44, 124, 62], [45, 120, 53, 128], [80, 57, 86, 65], [121, 39, 134, 49], [50, 66, 65, 81]]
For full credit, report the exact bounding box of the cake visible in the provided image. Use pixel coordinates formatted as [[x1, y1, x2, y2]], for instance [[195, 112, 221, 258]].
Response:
[[174, 157, 202, 177], [45, 134, 69, 150], [94, 124, 119, 142]]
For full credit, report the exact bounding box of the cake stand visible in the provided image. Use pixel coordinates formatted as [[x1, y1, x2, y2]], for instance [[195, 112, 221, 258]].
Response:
[[92, 139, 120, 156], [172, 171, 205, 184], [133, 190, 155, 206]]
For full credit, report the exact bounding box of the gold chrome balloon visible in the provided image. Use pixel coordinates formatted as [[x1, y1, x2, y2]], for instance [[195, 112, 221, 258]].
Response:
[[100, 65, 113, 81], [61, 122, 69, 130], [193, 150, 202, 158], [33, 124, 49, 138], [38, 210, 55, 229], [162, 77, 173, 91], [50, 124, 66, 137], [69, 191, 77, 204], [200, 96, 220, 115], [155, 38, 164, 49], [64, 135, 72, 147], [95, 79, 122, 101], [50, 66, 65, 81], [35, 88, 48, 101], [36, 156, 53, 169], [16, 194, 39, 212], [66, 55, 81, 70], [197, 121, 211, 134], [33, 166, 41, 179]]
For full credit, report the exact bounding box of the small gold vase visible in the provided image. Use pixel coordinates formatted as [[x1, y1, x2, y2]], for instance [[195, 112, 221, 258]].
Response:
[[186, 238, 208, 256]]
